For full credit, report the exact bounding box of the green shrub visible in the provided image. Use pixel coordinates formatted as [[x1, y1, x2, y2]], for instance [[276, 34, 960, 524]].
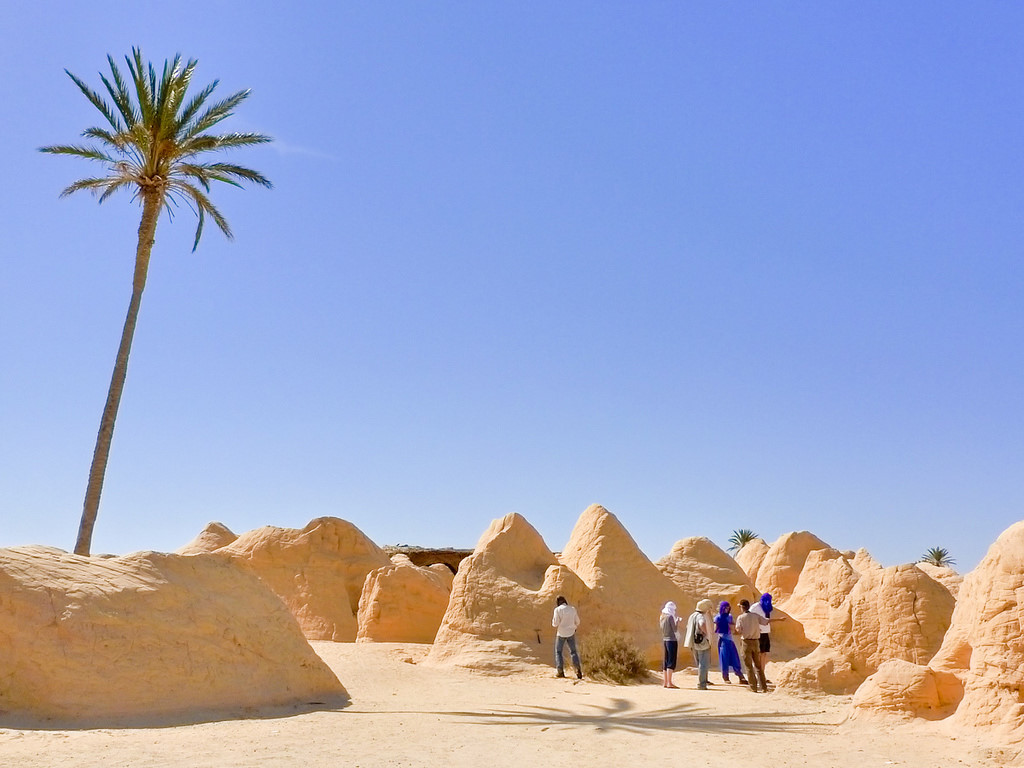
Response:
[[579, 629, 651, 685]]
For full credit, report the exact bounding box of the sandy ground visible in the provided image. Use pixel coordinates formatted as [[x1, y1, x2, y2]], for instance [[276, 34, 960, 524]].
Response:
[[0, 642, 1018, 768]]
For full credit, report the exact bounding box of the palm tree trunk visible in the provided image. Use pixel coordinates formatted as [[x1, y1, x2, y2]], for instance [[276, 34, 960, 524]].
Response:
[[75, 191, 162, 555]]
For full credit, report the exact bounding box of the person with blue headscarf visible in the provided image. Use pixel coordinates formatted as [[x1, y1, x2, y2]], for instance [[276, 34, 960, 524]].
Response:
[[749, 592, 786, 684], [713, 601, 746, 685]]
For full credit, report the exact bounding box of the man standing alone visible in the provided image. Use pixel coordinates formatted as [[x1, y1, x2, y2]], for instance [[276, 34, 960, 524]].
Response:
[[552, 596, 583, 679], [736, 599, 769, 692]]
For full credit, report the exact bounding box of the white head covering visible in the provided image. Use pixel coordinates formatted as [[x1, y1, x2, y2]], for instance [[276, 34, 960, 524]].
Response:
[[661, 601, 677, 618]]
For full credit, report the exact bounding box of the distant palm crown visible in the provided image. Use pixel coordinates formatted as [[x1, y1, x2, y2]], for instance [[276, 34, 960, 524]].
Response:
[[40, 48, 272, 249]]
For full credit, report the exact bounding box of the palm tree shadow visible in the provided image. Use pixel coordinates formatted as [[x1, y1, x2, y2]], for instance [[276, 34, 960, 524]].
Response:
[[442, 699, 827, 736]]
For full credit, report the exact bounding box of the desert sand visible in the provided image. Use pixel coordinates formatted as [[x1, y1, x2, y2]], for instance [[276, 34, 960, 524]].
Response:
[[0, 641, 1018, 768]]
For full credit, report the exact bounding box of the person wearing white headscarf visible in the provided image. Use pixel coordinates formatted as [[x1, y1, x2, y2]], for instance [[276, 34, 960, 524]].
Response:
[[683, 598, 715, 690], [660, 601, 681, 688]]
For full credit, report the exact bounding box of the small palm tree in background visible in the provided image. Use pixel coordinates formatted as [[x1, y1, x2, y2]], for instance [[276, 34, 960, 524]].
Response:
[[41, 48, 272, 556], [727, 528, 760, 553], [920, 547, 956, 568]]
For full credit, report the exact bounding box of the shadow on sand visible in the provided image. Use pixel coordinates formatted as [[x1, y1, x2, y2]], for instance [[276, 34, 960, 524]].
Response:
[[354, 698, 829, 736]]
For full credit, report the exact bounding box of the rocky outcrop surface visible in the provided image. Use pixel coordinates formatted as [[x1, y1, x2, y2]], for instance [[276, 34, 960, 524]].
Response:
[[776, 564, 954, 694], [214, 517, 392, 641], [356, 555, 453, 643], [559, 505, 684, 664], [0, 546, 345, 724], [657, 536, 759, 607], [176, 521, 238, 554], [427, 513, 589, 673], [754, 531, 832, 601], [915, 562, 962, 599], [852, 659, 961, 721], [733, 538, 770, 585], [784, 548, 861, 642], [854, 522, 1024, 742]]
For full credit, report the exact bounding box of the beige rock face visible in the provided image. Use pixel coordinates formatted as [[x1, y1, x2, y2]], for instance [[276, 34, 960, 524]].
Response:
[[427, 513, 589, 673], [559, 505, 685, 664], [0, 546, 346, 723], [657, 536, 759, 608], [215, 517, 392, 641], [915, 562, 962, 599], [733, 538, 770, 585], [784, 548, 861, 642], [175, 521, 238, 555], [852, 659, 961, 721], [755, 531, 832, 601], [356, 556, 453, 644], [925, 521, 1024, 740], [775, 564, 954, 694]]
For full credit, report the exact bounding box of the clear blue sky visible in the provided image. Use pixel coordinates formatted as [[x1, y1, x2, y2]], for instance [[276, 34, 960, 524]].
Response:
[[3, 3, 1022, 571]]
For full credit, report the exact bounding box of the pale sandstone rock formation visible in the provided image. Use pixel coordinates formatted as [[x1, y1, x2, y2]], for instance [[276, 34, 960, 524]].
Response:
[[175, 521, 238, 555], [733, 538, 770, 585], [559, 505, 685, 664], [0, 546, 345, 724], [775, 564, 954, 694], [356, 555, 453, 643], [915, 562, 962, 599], [923, 521, 1024, 740], [214, 517, 392, 641], [852, 659, 961, 721], [755, 531, 832, 601], [850, 548, 883, 573], [657, 536, 759, 607], [427, 513, 589, 673], [784, 548, 861, 642]]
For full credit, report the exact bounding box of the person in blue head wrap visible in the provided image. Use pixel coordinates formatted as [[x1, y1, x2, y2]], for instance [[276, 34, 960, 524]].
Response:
[[749, 592, 786, 684], [713, 601, 746, 684]]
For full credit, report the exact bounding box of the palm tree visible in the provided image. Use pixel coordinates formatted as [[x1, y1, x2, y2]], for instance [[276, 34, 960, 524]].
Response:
[[920, 547, 956, 568], [41, 49, 272, 556], [727, 529, 760, 553]]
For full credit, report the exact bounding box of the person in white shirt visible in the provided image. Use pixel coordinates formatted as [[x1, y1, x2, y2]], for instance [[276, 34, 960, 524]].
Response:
[[551, 596, 582, 679]]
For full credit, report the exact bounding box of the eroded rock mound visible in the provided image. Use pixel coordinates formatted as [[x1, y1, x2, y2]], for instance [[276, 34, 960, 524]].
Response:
[[176, 521, 237, 554], [915, 562, 962, 599], [784, 548, 861, 642], [924, 521, 1024, 740], [427, 513, 588, 673], [657, 536, 758, 607], [776, 564, 954, 694], [215, 517, 392, 641], [733, 537, 770, 585], [852, 659, 961, 721], [559, 505, 684, 664], [755, 531, 832, 601], [0, 546, 345, 724], [356, 555, 453, 643]]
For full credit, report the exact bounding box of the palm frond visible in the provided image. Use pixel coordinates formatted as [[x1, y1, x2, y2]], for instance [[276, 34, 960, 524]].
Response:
[[40, 144, 119, 164], [58, 177, 120, 198], [65, 70, 123, 133], [181, 132, 273, 156], [170, 180, 233, 249], [179, 161, 272, 188], [100, 54, 138, 129], [182, 89, 251, 139], [126, 48, 155, 128], [175, 79, 218, 134]]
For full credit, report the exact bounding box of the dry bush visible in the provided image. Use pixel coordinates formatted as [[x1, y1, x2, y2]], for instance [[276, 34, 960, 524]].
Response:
[[580, 630, 651, 685]]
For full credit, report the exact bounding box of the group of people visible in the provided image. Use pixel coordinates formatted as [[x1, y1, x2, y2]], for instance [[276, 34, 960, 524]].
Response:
[[550, 593, 782, 691], [661, 594, 782, 692]]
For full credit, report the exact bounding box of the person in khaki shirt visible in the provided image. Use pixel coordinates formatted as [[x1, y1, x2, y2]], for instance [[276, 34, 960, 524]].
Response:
[[735, 599, 769, 693]]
